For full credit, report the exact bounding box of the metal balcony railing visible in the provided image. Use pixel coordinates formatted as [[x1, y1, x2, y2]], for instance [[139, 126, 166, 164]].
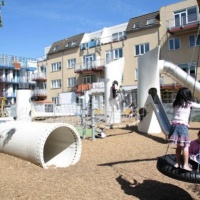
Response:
[[75, 59, 105, 72], [76, 83, 93, 93], [0, 54, 37, 70], [31, 72, 47, 81], [167, 13, 200, 30], [31, 89, 47, 96]]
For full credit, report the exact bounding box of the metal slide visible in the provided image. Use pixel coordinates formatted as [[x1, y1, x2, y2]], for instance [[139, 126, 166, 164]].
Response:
[[147, 60, 200, 136], [147, 89, 171, 136], [161, 61, 200, 99]]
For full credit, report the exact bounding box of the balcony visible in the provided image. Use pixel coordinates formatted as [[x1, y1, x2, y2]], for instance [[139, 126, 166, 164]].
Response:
[[75, 81, 105, 94], [31, 72, 47, 82], [31, 89, 47, 101], [75, 59, 105, 73], [0, 77, 19, 84], [167, 13, 200, 34], [75, 83, 92, 94]]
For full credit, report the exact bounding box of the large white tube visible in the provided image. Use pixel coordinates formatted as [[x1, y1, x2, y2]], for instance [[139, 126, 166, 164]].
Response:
[[138, 47, 160, 108], [137, 47, 161, 133], [0, 121, 82, 169]]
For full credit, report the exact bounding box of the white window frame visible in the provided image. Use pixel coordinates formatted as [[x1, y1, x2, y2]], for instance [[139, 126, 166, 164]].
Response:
[[133, 22, 140, 29], [51, 62, 61, 72], [146, 18, 155, 25], [53, 46, 59, 52], [135, 43, 149, 56], [68, 77, 76, 87], [174, 6, 197, 27], [168, 37, 181, 50], [68, 58, 76, 69], [51, 79, 61, 89], [105, 48, 123, 63], [112, 32, 126, 41]]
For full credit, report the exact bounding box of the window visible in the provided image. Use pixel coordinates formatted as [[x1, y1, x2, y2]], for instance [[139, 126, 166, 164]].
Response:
[[112, 31, 126, 41], [178, 62, 196, 77], [66, 40, 77, 48], [83, 75, 95, 84], [189, 34, 200, 47], [51, 62, 61, 72], [146, 18, 155, 26], [68, 77, 76, 87], [168, 38, 180, 50], [83, 54, 95, 69], [133, 22, 140, 29], [135, 69, 138, 81], [53, 46, 59, 52], [80, 43, 88, 50], [40, 66, 46, 74], [45, 104, 54, 112], [105, 48, 123, 63], [68, 58, 76, 69], [135, 43, 149, 56], [174, 6, 197, 27], [51, 79, 61, 89], [52, 97, 58, 104]]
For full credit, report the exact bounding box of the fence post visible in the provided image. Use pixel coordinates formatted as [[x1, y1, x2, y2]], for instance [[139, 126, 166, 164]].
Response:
[[91, 95, 95, 141], [81, 97, 86, 139]]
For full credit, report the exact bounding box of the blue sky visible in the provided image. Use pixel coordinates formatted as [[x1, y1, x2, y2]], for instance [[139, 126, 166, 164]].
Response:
[[0, 0, 182, 58]]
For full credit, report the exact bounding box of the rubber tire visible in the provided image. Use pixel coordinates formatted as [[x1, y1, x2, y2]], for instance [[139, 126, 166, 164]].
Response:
[[157, 154, 200, 184]]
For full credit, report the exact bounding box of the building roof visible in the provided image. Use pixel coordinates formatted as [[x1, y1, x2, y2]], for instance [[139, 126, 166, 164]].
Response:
[[48, 33, 85, 55], [126, 11, 160, 33]]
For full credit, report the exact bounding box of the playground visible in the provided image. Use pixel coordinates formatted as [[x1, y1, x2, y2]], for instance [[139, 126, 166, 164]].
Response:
[[0, 122, 199, 200]]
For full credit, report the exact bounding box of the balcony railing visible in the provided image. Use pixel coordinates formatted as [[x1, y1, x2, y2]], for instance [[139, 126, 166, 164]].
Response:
[[0, 54, 37, 70], [0, 77, 19, 83], [76, 83, 93, 93], [32, 89, 47, 96], [167, 13, 200, 32], [75, 59, 105, 73], [31, 72, 47, 81], [76, 81, 105, 93]]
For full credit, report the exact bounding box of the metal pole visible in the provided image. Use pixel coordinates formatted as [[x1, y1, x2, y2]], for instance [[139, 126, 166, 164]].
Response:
[[91, 95, 95, 141], [81, 95, 86, 139]]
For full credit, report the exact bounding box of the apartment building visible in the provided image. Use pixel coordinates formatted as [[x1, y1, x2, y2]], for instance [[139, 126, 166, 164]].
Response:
[[38, 0, 199, 104], [159, 0, 200, 101], [0, 54, 37, 106]]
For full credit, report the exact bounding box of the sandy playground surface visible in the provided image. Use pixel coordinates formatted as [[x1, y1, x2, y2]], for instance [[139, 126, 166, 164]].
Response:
[[0, 121, 200, 200]]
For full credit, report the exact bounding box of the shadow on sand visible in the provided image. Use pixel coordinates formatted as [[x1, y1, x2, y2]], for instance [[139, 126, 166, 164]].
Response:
[[108, 125, 168, 144], [116, 175, 193, 200]]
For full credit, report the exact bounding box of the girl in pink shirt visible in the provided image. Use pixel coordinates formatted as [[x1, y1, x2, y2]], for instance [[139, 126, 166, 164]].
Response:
[[168, 87, 200, 171]]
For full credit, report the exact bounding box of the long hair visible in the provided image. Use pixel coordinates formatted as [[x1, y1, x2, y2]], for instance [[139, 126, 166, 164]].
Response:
[[173, 87, 193, 108]]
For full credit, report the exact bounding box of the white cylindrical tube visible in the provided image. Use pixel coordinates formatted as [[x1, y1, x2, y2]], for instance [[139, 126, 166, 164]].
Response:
[[16, 89, 31, 121], [0, 121, 82, 169]]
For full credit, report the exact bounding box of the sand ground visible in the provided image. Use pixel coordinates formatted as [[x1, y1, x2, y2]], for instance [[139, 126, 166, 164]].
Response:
[[0, 122, 200, 200]]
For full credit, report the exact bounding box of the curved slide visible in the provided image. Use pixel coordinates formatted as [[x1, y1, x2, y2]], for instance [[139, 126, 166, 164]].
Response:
[[138, 46, 200, 134]]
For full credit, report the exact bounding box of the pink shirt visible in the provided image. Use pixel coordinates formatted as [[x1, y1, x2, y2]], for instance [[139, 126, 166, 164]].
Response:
[[189, 140, 200, 155], [171, 102, 200, 126]]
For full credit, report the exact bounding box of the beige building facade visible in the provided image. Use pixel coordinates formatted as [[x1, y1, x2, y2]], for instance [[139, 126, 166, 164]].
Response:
[[37, 0, 200, 104]]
